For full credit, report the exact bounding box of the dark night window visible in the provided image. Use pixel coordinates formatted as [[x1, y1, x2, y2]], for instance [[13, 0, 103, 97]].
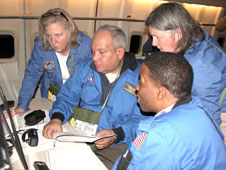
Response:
[[217, 37, 225, 48], [130, 35, 142, 54], [0, 35, 14, 58]]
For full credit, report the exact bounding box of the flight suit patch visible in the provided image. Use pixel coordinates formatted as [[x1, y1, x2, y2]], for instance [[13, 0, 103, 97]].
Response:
[[86, 74, 95, 85], [123, 82, 137, 97], [43, 60, 56, 71], [133, 132, 147, 150]]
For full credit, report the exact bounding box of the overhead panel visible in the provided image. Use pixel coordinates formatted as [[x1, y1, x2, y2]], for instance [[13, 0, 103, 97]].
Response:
[[67, 0, 96, 37]]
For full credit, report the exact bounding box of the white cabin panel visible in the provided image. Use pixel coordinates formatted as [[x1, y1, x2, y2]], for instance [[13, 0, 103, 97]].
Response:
[[0, 0, 225, 101]]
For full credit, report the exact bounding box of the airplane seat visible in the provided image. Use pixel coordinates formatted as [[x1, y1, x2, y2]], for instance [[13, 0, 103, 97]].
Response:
[[142, 36, 159, 57], [136, 36, 159, 64]]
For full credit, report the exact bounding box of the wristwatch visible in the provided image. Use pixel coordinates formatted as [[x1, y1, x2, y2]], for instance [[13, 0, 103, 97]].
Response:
[[113, 134, 119, 144], [112, 127, 124, 144]]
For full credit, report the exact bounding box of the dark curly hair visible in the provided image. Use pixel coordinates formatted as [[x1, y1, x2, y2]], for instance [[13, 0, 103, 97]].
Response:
[[144, 52, 193, 98]]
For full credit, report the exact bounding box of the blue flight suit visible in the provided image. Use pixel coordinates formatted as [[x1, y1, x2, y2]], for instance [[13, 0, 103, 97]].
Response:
[[49, 53, 146, 144], [113, 97, 226, 170], [17, 32, 91, 111], [185, 29, 226, 125]]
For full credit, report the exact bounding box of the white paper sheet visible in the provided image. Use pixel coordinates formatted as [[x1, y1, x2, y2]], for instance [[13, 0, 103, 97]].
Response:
[[47, 143, 101, 170]]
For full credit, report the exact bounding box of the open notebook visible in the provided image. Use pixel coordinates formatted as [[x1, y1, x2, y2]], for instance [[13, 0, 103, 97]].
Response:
[[53, 131, 116, 143]]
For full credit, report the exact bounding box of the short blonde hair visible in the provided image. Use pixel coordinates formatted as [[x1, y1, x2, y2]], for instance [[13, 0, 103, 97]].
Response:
[[38, 8, 79, 50]]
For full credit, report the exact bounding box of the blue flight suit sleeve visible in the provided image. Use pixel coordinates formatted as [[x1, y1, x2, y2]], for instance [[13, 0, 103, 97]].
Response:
[[188, 47, 222, 125], [77, 32, 92, 60], [117, 104, 146, 144], [185, 31, 226, 125], [40, 73, 51, 98], [17, 40, 44, 111]]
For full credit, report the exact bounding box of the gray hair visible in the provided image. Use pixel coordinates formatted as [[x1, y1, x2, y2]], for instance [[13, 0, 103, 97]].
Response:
[[145, 3, 204, 53], [95, 24, 126, 50], [38, 8, 79, 50]]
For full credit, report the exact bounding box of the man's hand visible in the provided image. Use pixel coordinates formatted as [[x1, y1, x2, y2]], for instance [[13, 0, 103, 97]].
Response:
[[43, 119, 63, 139], [94, 129, 116, 149]]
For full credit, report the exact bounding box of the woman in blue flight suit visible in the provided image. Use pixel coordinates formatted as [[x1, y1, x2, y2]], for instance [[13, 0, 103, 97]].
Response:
[[13, 8, 91, 116], [145, 3, 226, 125]]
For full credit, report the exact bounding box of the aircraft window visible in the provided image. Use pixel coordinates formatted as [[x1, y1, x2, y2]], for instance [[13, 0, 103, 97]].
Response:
[[0, 35, 14, 58], [130, 35, 142, 54]]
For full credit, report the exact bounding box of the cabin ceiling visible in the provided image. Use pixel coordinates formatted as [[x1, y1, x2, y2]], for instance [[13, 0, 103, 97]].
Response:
[[170, 0, 226, 8]]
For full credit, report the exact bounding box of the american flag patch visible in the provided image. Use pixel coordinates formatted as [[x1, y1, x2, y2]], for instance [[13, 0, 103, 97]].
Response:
[[133, 132, 147, 150]]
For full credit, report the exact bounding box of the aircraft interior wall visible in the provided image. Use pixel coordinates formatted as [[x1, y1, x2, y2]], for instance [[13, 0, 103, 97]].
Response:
[[0, 0, 225, 101]]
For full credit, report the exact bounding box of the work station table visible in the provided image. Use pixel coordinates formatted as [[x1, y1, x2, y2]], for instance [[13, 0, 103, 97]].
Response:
[[6, 99, 107, 170], [5, 99, 226, 170]]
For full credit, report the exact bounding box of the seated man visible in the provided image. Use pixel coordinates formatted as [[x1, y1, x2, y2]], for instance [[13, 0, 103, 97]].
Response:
[[43, 24, 146, 169], [113, 52, 226, 169]]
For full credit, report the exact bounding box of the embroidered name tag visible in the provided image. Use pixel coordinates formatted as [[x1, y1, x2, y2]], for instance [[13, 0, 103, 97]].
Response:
[[43, 60, 56, 71], [123, 82, 137, 96]]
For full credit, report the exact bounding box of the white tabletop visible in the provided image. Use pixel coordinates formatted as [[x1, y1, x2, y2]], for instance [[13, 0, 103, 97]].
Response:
[[8, 99, 107, 170]]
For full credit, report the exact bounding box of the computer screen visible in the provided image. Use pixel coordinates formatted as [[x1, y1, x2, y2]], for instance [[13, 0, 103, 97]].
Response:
[[0, 86, 28, 170]]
